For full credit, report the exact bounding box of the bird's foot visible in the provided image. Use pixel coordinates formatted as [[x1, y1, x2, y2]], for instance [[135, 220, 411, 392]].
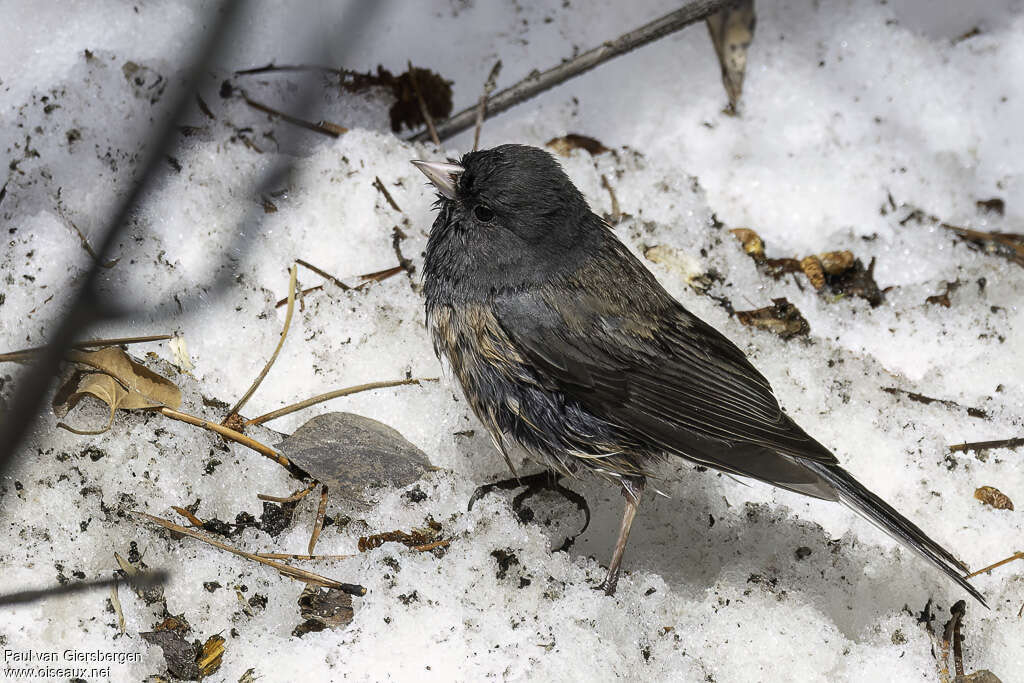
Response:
[[467, 470, 591, 552]]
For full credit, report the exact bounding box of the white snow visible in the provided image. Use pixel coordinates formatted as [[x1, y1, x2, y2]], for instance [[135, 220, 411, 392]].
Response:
[[1, 1, 1022, 681]]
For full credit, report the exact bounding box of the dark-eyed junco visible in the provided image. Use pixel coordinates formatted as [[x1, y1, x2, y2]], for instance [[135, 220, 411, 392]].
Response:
[[413, 144, 984, 603]]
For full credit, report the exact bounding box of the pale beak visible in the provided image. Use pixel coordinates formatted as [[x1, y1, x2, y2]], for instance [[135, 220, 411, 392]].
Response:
[[411, 160, 464, 200]]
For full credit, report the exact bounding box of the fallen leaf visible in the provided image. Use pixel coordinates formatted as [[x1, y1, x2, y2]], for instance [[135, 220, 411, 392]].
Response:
[[729, 228, 765, 260], [66, 346, 181, 408], [706, 0, 757, 112], [169, 335, 195, 373], [736, 298, 810, 339], [545, 134, 610, 157], [292, 585, 354, 637], [975, 486, 1014, 511], [275, 412, 434, 503]]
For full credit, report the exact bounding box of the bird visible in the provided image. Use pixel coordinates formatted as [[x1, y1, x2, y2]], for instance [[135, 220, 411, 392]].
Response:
[[412, 144, 984, 604]]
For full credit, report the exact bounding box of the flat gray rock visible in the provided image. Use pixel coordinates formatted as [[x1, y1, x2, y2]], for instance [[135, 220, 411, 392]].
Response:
[[276, 412, 433, 502]]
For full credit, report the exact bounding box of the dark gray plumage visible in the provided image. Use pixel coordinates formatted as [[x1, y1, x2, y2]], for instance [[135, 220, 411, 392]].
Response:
[[415, 144, 984, 604]]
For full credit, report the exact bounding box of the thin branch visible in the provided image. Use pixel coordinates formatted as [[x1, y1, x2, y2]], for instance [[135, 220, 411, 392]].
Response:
[[949, 437, 1024, 454], [473, 60, 502, 151], [296, 258, 351, 291], [256, 552, 354, 561], [243, 377, 437, 426], [110, 580, 126, 635], [131, 511, 365, 596], [373, 176, 402, 212], [965, 551, 1024, 579], [0, 334, 173, 363], [308, 485, 329, 556], [56, 191, 119, 269], [410, 0, 731, 142], [227, 264, 298, 418], [235, 63, 347, 77], [171, 505, 205, 528], [601, 174, 621, 223], [408, 61, 440, 146], [159, 406, 291, 468], [258, 481, 318, 503], [881, 386, 987, 419], [235, 88, 347, 138]]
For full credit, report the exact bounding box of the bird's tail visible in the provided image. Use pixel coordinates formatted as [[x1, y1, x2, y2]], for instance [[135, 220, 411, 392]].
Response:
[[805, 461, 987, 606]]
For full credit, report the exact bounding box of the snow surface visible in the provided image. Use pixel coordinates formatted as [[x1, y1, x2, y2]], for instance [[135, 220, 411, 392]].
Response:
[[1, 1, 1023, 681]]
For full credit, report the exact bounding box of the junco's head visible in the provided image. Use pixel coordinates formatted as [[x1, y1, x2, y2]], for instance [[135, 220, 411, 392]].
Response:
[[414, 145, 597, 296]]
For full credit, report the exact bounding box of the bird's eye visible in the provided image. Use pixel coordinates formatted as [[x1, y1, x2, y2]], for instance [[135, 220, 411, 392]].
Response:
[[474, 205, 495, 223]]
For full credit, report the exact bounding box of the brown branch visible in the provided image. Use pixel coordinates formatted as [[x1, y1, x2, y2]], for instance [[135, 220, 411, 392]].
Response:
[[258, 481, 318, 503], [227, 264, 297, 419], [373, 176, 402, 212], [159, 406, 291, 468], [407, 61, 440, 146], [131, 510, 365, 596], [949, 437, 1024, 454], [243, 377, 436, 427], [392, 226, 416, 285], [273, 265, 405, 308], [473, 60, 502, 151], [881, 386, 987, 419], [601, 174, 621, 223], [0, 334, 173, 363], [410, 0, 731, 142], [235, 88, 346, 138], [358, 265, 404, 283], [308, 485, 329, 556], [171, 505, 205, 528], [234, 63, 347, 77], [256, 552, 354, 561], [965, 551, 1024, 579], [295, 258, 352, 290]]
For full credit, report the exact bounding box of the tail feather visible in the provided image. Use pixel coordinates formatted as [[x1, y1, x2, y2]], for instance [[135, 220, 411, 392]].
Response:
[[806, 461, 987, 607]]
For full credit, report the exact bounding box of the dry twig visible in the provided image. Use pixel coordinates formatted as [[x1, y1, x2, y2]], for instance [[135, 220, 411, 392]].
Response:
[[258, 481, 319, 503], [256, 552, 354, 561], [965, 551, 1024, 579], [949, 438, 1024, 454], [373, 176, 402, 212], [233, 87, 347, 138], [473, 60, 503, 151], [131, 510, 365, 596], [0, 334, 174, 364], [410, 0, 731, 142], [243, 377, 436, 427], [308, 485, 329, 556], [159, 406, 291, 468], [227, 264, 298, 419], [408, 61, 440, 146]]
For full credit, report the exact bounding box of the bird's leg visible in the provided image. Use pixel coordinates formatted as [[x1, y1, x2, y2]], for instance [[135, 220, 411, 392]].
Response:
[[596, 476, 645, 596]]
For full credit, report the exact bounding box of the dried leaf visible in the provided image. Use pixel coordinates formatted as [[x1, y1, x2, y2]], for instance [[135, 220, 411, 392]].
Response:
[[706, 0, 757, 112], [169, 335, 195, 373], [292, 585, 354, 637], [54, 372, 146, 434], [545, 134, 610, 157], [736, 298, 810, 339], [817, 250, 854, 275], [729, 228, 764, 260], [800, 255, 826, 290], [66, 346, 182, 408], [142, 617, 201, 681], [975, 486, 1014, 511], [643, 244, 708, 291], [276, 412, 434, 503], [196, 635, 225, 677]]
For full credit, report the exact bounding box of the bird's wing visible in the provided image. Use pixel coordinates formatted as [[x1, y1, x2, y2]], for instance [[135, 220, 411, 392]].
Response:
[[491, 247, 838, 487]]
